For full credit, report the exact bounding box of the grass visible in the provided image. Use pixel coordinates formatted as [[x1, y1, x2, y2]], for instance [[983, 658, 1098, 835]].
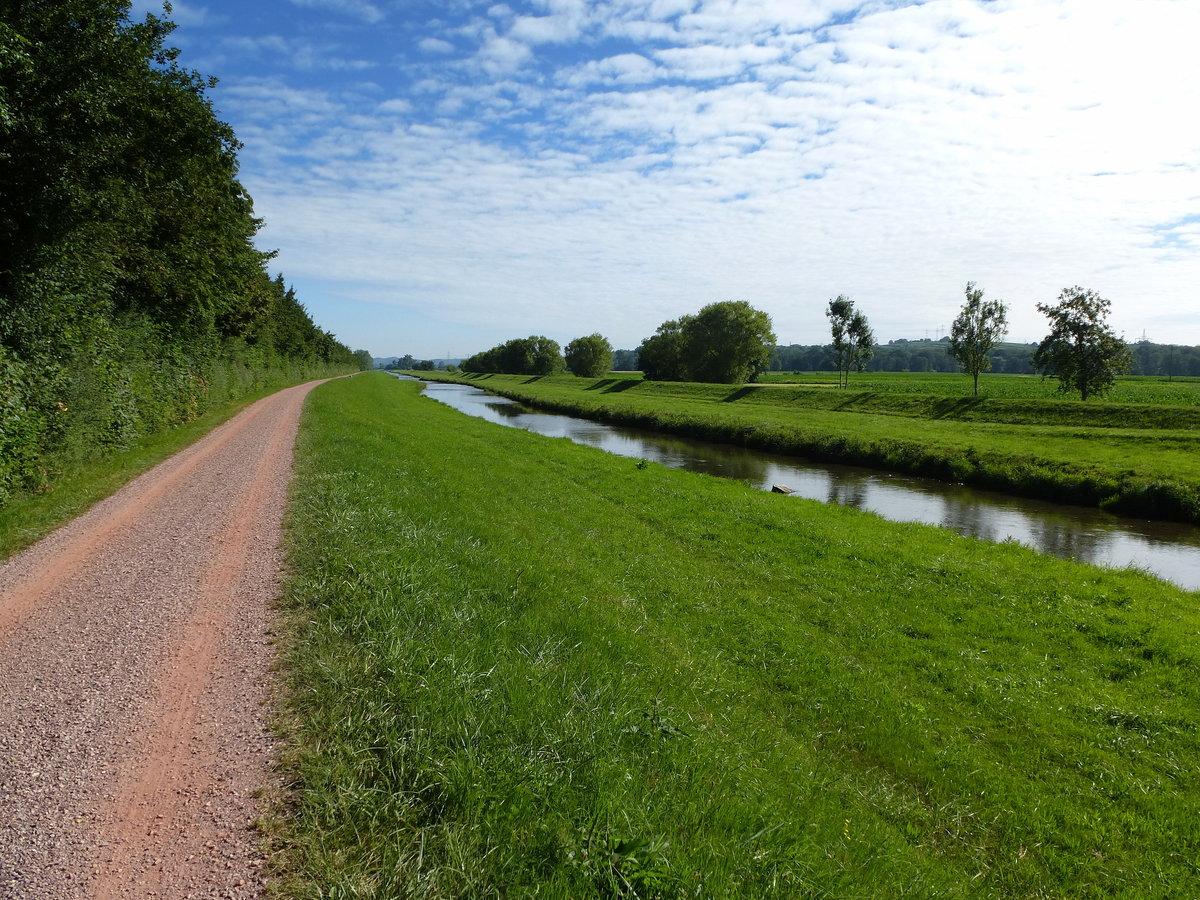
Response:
[[0, 384, 308, 559], [754, 371, 1200, 405], [415, 372, 1200, 523], [273, 371, 1200, 898]]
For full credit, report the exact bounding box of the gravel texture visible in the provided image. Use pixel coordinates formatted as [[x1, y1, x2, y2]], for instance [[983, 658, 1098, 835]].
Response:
[[0, 379, 327, 899]]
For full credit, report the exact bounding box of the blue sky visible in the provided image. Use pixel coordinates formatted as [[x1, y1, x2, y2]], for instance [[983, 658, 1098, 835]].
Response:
[[136, 0, 1200, 358]]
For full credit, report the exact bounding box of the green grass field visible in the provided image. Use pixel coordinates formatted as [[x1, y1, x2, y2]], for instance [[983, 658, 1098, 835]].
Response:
[[414, 372, 1200, 523], [754, 371, 1200, 405], [274, 372, 1199, 898]]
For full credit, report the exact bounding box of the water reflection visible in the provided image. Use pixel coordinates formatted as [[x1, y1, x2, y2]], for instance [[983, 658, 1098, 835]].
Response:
[[417, 379, 1200, 590]]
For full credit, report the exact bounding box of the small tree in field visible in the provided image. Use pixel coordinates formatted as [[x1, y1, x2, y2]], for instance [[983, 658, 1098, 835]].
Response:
[[948, 282, 1008, 396], [826, 296, 873, 388], [564, 333, 613, 377], [1033, 286, 1131, 400]]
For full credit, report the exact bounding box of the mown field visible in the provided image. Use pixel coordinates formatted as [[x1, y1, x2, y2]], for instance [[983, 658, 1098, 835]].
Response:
[[414, 372, 1200, 523], [274, 371, 1199, 898], [754, 371, 1200, 405]]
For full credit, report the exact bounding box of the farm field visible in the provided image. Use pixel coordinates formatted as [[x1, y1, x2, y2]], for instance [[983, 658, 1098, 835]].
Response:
[[415, 371, 1200, 523], [753, 371, 1200, 405], [275, 371, 1199, 898]]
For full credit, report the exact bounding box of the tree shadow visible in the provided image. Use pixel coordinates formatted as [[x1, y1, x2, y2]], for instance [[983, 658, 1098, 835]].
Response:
[[930, 397, 987, 418], [721, 386, 757, 402]]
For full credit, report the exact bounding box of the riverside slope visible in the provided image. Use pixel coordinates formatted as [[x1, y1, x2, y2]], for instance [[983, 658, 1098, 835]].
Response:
[[0, 378, 329, 899]]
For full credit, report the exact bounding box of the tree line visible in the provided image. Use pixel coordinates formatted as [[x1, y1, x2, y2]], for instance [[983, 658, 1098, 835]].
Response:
[[457, 285, 1173, 401], [0, 1, 364, 504], [462, 334, 614, 378]]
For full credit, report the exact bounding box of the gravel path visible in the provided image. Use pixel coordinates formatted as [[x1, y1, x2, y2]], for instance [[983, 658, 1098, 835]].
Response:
[[0, 379, 327, 899]]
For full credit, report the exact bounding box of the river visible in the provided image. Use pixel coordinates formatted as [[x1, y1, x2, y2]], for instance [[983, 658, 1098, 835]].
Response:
[[415, 379, 1200, 591]]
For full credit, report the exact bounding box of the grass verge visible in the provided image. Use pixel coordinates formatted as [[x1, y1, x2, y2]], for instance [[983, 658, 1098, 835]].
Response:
[[0, 379, 319, 560], [274, 371, 1199, 898]]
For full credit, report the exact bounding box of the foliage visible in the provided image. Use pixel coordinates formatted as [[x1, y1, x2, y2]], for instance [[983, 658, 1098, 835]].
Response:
[[636, 317, 691, 381], [948, 282, 1008, 395], [1033, 287, 1132, 400], [463, 335, 566, 375], [277, 372, 1200, 897], [638, 301, 775, 384], [685, 300, 775, 383], [564, 333, 613, 378], [0, 0, 355, 506], [826, 296, 874, 387]]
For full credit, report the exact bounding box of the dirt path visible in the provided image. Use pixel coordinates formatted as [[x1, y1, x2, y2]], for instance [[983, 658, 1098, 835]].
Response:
[[0, 378, 328, 899]]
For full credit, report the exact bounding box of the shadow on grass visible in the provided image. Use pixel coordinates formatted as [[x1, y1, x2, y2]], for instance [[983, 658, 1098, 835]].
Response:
[[584, 378, 642, 393], [930, 397, 987, 419]]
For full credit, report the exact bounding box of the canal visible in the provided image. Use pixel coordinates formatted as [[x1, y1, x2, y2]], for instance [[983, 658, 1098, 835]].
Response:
[[416, 379, 1200, 591]]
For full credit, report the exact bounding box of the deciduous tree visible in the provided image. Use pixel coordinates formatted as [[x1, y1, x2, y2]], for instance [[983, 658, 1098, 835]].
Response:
[[948, 282, 1008, 396], [1033, 287, 1131, 400], [637, 317, 692, 382], [638, 301, 775, 384], [686, 301, 776, 384], [564, 333, 612, 377], [826, 296, 873, 388]]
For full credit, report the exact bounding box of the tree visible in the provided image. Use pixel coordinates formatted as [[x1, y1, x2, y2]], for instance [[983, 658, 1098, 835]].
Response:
[[685, 300, 776, 384], [826, 296, 873, 388], [526, 335, 566, 375], [353, 349, 373, 370], [461, 335, 564, 375], [637, 317, 692, 381], [564, 333, 612, 377], [638, 301, 775, 384], [948, 282, 1008, 396], [1032, 286, 1131, 400]]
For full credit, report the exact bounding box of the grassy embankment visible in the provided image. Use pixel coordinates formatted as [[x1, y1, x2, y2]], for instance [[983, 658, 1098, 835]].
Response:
[[274, 371, 1199, 898], [0, 373, 344, 560], [416, 372, 1200, 523]]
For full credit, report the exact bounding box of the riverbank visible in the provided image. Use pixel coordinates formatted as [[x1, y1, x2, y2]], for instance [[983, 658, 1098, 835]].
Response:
[[416, 372, 1200, 523], [274, 371, 1199, 897]]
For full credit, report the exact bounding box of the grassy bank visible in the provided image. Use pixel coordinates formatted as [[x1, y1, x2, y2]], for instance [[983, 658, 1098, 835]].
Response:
[[0, 374, 338, 560], [275, 371, 1199, 898], [417, 372, 1200, 523]]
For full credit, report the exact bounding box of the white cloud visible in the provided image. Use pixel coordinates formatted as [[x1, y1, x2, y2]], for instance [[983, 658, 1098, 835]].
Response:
[[419, 37, 456, 54], [289, 0, 385, 24], [509, 13, 585, 43], [559, 53, 661, 87], [196, 0, 1200, 355], [467, 28, 535, 75], [219, 34, 374, 71], [653, 43, 784, 79]]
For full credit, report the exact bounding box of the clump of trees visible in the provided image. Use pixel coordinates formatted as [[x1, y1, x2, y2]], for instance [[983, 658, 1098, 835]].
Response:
[[564, 334, 613, 377], [826, 296, 873, 388], [1033, 287, 1131, 400], [462, 336, 565, 375], [948, 282, 1009, 396], [0, 1, 358, 505], [638, 301, 775, 383]]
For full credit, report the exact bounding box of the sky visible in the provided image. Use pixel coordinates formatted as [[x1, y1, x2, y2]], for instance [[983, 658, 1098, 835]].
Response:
[[134, 0, 1200, 359]]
